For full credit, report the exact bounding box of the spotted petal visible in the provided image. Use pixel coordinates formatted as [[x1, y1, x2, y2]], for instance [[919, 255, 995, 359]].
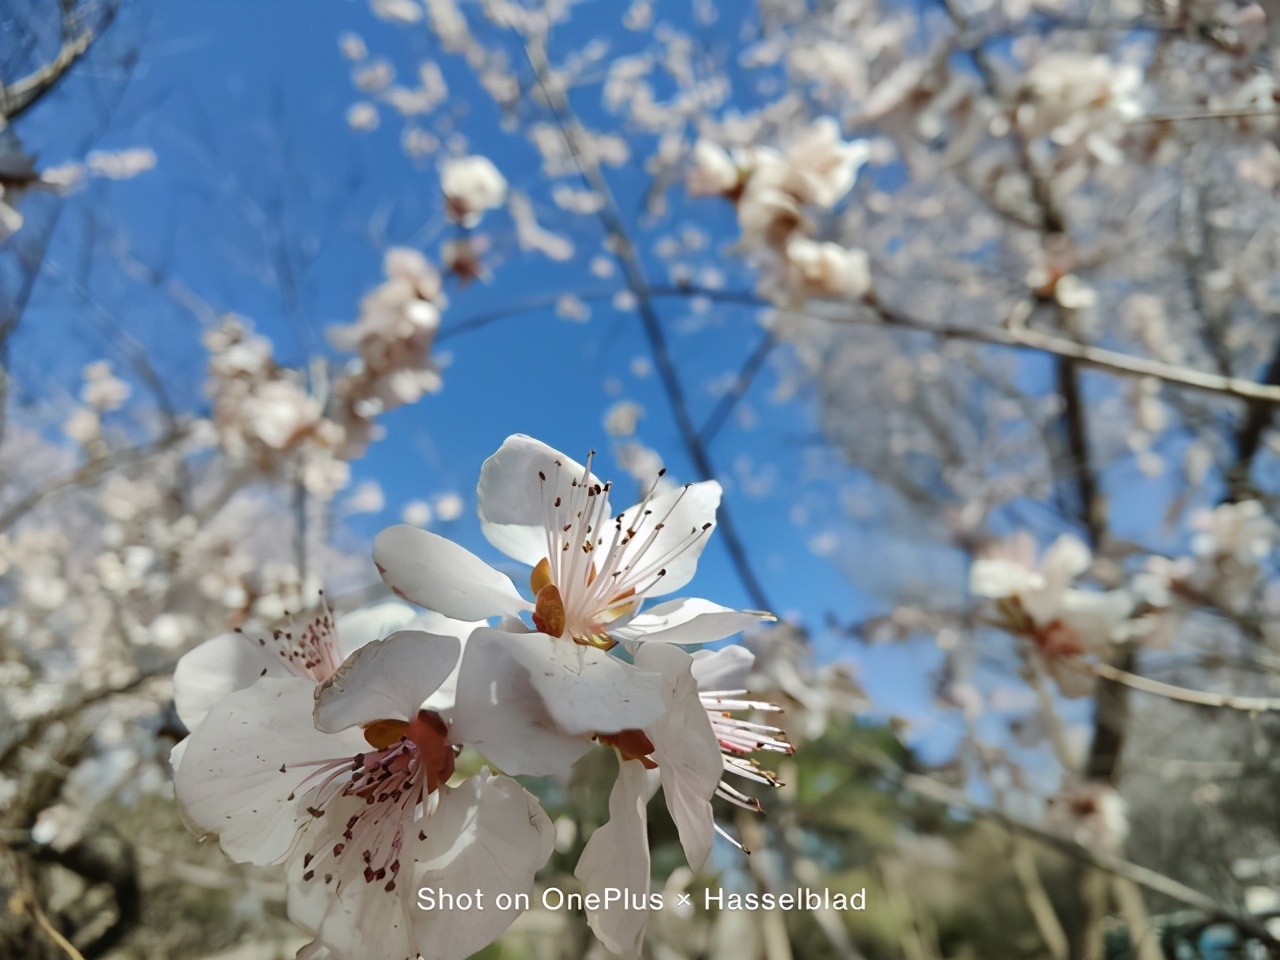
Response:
[[410, 769, 556, 960], [173, 677, 368, 866], [477, 434, 608, 566]]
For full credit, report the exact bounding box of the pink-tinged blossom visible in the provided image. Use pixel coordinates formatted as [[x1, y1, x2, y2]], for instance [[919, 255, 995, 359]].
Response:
[[173, 629, 552, 960], [172, 598, 423, 732], [690, 644, 793, 838]]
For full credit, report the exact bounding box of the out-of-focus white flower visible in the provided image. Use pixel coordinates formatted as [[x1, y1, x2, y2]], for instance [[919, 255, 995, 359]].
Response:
[[85, 148, 157, 180], [509, 191, 574, 261], [245, 380, 325, 451], [63, 408, 101, 445], [604, 400, 646, 437], [81, 361, 131, 411], [401, 499, 434, 527], [1054, 274, 1097, 310], [328, 247, 444, 454], [971, 533, 1135, 696], [1190, 499, 1274, 565], [371, 0, 424, 24], [686, 140, 745, 197], [781, 237, 872, 302], [1015, 53, 1142, 164], [346, 101, 380, 131], [781, 117, 871, 208], [1187, 499, 1275, 609], [1046, 781, 1129, 854], [432, 491, 465, 522], [338, 31, 367, 61], [440, 155, 507, 227], [344, 479, 385, 515]]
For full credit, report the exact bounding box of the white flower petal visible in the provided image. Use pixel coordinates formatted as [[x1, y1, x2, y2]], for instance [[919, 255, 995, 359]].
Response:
[[496, 630, 666, 735], [1060, 588, 1134, 648], [449, 630, 591, 776], [969, 559, 1043, 599], [575, 758, 658, 959], [174, 677, 368, 865], [405, 610, 486, 713], [287, 815, 419, 960], [614, 598, 769, 645], [477, 434, 606, 566], [690, 644, 755, 689], [173, 632, 288, 731], [334, 600, 420, 659], [613, 481, 720, 598], [412, 770, 555, 960], [374, 524, 528, 621], [1041, 534, 1092, 590], [314, 631, 460, 733], [636, 643, 722, 871]]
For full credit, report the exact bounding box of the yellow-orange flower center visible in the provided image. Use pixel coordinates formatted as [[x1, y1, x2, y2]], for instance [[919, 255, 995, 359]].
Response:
[[596, 728, 658, 769]]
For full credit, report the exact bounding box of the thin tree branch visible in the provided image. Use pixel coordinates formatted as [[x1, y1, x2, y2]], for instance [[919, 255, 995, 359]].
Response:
[[1072, 660, 1280, 712], [1011, 841, 1070, 960], [0, 11, 105, 124], [0, 427, 188, 534], [438, 288, 617, 342], [898, 771, 1278, 943], [0, 664, 172, 772], [650, 285, 1280, 404], [699, 330, 776, 446], [9, 855, 87, 960]]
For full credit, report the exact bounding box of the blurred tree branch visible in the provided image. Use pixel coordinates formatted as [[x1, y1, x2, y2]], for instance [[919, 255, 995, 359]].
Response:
[[0, 2, 119, 124]]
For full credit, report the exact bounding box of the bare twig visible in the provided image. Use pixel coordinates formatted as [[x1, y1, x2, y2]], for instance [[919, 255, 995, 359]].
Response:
[[2, 23, 98, 123], [0, 428, 188, 534], [439, 288, 618, 342], [0, 664, 173, 771], [648, 285, 1280, 406], [8, 851, 88, 960], [1011, 842, 1070, 960], [1071, 660, 1280, 712], [898, 771, 1274, 938], [699, 330, 777, 445]]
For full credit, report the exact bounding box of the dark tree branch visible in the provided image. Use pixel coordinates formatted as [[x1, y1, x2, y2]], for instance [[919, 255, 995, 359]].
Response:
[[699, 330, 776, 446]]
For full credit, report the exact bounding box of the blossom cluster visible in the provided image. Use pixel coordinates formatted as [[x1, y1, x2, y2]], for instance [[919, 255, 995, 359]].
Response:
[[170, 434, 791, 960], [687, 118, 873, 305], [202, 244, 453, 498]]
